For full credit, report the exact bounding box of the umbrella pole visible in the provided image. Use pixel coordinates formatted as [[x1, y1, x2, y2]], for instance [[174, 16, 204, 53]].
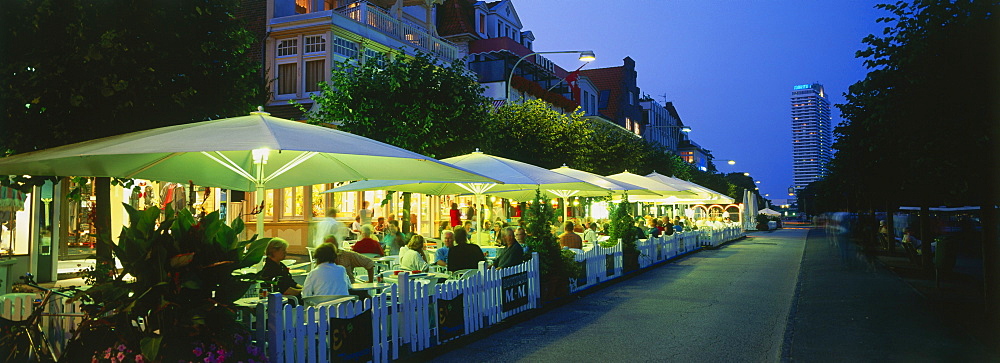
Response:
[[256, 184, 265, 238], [476, 193, 483, 245]]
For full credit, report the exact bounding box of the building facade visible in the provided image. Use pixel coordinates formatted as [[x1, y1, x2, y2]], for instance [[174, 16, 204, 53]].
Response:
[[640, 99, 685, 154], [579, 57, 643, 134], [790, 83, 833, 192], [438, 0, 583, 112]]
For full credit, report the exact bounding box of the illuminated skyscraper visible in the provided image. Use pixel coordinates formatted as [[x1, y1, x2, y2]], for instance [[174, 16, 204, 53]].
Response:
[[790, 83, 833, 192]]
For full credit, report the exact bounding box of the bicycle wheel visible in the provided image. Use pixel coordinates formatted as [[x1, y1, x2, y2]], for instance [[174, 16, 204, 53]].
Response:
[[0, 316, 55, 362]]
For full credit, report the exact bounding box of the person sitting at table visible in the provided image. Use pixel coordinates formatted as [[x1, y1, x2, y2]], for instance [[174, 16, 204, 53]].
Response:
[[259, 238, 302, 297], [374, 216, 387, 235], [447, 228, 485, 272], [558, 221, 583, 249], [515, 226, 530, 254], [352, 224, 384, 256], [583, 222, 599, 245], [647, 219, 662, 238], [673, 216, 685, 232], [351, 215, 362, 236], [324, 235, 375, 283], [301, 243, 350, 297], [661, 216, 674, 236], [494, 227, 525, 269], [463, 220, 475, 234], [380, 221, 399, 249], [387, 230, 407, 256], [399, 235, 430, 272], [435, 230, 454, 267]]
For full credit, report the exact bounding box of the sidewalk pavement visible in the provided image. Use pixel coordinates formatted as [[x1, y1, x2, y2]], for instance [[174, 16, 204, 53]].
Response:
[[783, 227, 998, 361]]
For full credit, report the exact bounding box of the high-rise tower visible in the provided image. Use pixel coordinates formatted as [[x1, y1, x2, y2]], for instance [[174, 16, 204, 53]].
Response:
[[790, 83, 833, 193]]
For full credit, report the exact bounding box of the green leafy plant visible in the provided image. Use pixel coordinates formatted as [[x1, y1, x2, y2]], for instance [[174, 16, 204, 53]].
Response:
[[67, 204, 269, 361], [521, 190, 563, 278], [605, 194, 641, 256]]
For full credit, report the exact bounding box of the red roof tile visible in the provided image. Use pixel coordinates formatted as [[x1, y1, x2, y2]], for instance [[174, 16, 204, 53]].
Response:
[[580, 66, 624, 120], [437, 0, 477, 37]]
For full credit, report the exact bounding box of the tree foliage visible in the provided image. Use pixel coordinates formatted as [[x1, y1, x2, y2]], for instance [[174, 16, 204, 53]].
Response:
[[303, 51, 492, 159], [820, 0, 1000, 211], [1, 0, 264, 155]]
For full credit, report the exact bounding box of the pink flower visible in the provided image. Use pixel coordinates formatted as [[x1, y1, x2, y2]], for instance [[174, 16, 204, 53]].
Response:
[[135, 354, 146, 363]]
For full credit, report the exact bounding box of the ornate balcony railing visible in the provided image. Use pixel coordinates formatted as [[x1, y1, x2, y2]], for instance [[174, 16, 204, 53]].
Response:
[[336, 1, 458, 62]]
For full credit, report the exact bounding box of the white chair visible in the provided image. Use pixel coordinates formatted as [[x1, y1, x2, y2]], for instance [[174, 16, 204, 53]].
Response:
[[305, 246, 316, 265], [452, 269, 478, 280], [302, 295, 357, 307]]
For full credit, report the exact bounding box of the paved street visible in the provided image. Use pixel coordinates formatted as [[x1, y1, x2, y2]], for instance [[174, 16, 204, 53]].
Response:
[[426, 227, 999, 362], [432, 229, 807, 362]]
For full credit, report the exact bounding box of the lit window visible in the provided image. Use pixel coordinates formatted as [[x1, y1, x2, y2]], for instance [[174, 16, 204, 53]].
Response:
[[333, 36, 358, 58]]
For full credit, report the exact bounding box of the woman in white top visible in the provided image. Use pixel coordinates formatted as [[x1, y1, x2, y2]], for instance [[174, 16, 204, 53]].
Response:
[[302, 243, 351, 297], [398, 235, 429, 272]]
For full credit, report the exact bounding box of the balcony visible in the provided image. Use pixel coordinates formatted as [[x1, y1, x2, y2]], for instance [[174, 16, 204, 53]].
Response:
[[334, 1, 458, 62]]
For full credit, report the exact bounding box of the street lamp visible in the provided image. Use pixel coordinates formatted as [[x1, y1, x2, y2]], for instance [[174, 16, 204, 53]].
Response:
[[506, 50, 595, 102]]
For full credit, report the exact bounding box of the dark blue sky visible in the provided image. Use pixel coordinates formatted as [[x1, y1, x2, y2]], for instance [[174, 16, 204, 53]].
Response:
[[513, 0, 886, 200]]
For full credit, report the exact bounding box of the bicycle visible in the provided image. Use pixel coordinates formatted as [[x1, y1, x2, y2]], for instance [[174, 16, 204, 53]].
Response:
[[0, 273, 86, 362]]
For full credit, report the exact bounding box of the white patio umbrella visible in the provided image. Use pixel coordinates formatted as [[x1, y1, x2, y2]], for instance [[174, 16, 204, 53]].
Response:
[[0, 110, 497, 234], [759, 208, 782, 217], [483, 165, 661, 222], [324, 151, 605, 243]]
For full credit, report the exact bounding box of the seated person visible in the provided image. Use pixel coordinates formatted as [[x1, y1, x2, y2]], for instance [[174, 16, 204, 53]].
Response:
[[399, 235, 430, 272], [259, 238, 301, 296], [351, 224, 384, 256], [324, 235, 375, 283], [494, 227, 525, 269], [447, 228, 485, 272], [582, 222, 599, 245], [902, 227, 922, 249], [301, 243, 351, 297], [558, 221, 583, 249], [387, 231, 407, 256], [435, 230, 454, 267], [380, 221, 399, 249]]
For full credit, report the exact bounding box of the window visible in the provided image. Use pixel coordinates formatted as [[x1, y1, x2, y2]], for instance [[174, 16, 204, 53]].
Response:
[[582, 91, 589, 114], [277, 63, 297, 95], [598, 90, 610, 109], [364, 48, 384, 67], [590, 94, 596, 114], [479, 14, 486, 34], [333, 36, 358, 58], [305, 60, 325, 92], [304, 35, 326, 54], [497, 21, 501, 38], [277, 38, 298, 57]]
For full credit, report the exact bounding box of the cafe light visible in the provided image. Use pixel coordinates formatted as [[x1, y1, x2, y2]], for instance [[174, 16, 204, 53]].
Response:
[[252, 148, 270, 164], [578, 50, 596, 62]]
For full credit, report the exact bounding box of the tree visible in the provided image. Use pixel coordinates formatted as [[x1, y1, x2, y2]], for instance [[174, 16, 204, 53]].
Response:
[[830, 0, 999, 342], [485, 99, 589, 169], [303, 50, 492, 232], [1, 0, 265, 263], [304, 51, 491, 159], [1, 0, 263, 154]]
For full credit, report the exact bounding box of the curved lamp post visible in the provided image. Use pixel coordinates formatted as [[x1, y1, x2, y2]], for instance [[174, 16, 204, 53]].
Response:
[[505, 50, 595, 102]]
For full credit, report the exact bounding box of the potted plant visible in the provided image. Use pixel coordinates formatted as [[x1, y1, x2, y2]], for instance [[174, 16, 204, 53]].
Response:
[[606, 194, 641, 272], [66, 204, 269, 362], [521, 190, 578, 301]]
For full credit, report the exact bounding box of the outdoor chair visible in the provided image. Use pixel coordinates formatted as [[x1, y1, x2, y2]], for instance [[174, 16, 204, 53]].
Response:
[[302, 295, 357, 307]]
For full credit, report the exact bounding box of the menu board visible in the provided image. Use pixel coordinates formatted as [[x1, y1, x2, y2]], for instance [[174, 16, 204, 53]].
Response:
[[329, 309, 373, 363]]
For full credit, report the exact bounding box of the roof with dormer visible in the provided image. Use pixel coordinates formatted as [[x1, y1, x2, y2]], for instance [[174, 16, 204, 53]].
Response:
[[580, 66, 624, 120]]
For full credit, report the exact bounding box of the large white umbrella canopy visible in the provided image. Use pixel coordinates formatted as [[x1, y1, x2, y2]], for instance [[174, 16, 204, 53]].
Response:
[[641, 172, 735, 204], [759, 208, 782, 217], [324, 151, 606, 242], [604, 171, 697, 197], [0, 110, 498, 234]]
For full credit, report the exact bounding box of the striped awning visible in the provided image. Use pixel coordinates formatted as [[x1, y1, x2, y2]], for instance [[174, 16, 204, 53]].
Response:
[[491, 99, 506, 112], [0, 186, 27, 211]]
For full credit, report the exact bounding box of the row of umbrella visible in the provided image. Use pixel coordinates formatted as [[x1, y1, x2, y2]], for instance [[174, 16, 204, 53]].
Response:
[[0, 111, 732, 236]]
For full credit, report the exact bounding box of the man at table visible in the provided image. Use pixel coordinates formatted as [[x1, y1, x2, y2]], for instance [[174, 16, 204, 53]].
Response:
[[259, 238, 302, 297], [558, 221, 583, 249], [582, 222, 599, 245], [302, 243, 351, 297], [325, 235, 375, 283], [515, 227, 530, 254], [435, 230, 455, 267], [352, 224, 384, 256], [447, 228, 485, 271], [494, 227, 524, 269]]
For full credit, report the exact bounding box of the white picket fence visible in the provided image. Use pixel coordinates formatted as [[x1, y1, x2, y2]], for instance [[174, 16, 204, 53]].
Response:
[[1, 225, 747, 362], [258, 252, 542, 362], [0, 292, 85, 357]]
